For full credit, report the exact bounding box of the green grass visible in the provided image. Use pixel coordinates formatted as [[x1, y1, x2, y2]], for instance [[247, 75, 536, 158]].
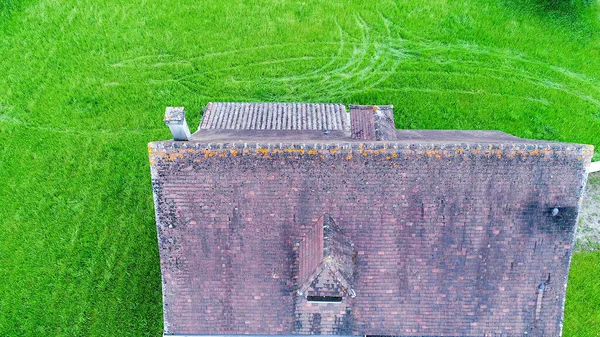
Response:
[[1, 0, 599, 335], [564, 251, 600, 337]]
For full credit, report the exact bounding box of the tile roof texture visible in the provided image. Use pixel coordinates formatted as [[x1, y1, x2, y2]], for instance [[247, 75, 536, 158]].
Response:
[[199, 102, 349, 131], [349, 104, 397, 141], [298, 215, 355, 298], [149, 102, 594, 337]]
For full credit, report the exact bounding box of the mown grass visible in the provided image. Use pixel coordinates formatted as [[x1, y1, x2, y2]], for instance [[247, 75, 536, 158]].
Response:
[[564, 250, 600, 337], [0, 0, 599, 336]]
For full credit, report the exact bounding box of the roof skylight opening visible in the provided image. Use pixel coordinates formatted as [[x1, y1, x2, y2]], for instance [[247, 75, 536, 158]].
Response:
[[306, 295, 343, 303]]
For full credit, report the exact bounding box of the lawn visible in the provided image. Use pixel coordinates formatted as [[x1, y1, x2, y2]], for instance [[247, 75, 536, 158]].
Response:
[[1, 0, 599, 336]]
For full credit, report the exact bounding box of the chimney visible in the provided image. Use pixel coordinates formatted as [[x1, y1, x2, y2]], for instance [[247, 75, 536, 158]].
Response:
[[164, 107, 192, 141]]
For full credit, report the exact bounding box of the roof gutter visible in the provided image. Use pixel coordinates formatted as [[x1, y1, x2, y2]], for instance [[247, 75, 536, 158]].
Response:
[[166, 335, 357, 337]]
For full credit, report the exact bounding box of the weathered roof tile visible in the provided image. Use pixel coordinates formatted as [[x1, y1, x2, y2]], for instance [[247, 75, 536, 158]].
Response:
[[199, 102, 349, 131]]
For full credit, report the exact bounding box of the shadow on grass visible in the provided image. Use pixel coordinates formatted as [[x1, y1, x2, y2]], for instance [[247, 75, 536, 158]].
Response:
[[0, 0, 29, 17], [497, 0, 600, 39], [0, 0, 36, 34]]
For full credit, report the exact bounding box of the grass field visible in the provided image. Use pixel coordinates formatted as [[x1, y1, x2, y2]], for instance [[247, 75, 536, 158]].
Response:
[[1, 0, 599, 336]]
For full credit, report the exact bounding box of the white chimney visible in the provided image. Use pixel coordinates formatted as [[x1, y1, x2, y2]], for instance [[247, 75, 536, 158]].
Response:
[[164, 107, 191, 141]]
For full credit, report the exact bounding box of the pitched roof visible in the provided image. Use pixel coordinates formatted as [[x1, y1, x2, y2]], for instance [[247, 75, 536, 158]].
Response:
[[150, 101, 593, 336], [199, 102, 349, 131], [187, 102, 536, 144], [298, 215, 355, 297]]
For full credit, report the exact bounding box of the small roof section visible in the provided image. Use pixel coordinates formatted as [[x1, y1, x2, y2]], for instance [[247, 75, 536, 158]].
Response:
[[298, 215, 356, 298], [162, 102, 583, 146], [199, 102, 349, 131]]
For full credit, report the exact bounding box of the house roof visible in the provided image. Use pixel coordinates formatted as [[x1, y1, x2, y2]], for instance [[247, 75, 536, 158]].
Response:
[[199, 102, 349, 131], [150, 102, 594, 336]]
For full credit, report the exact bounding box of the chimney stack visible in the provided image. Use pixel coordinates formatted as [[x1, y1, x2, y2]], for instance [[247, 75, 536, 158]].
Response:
[[164, 107, 191, 141]]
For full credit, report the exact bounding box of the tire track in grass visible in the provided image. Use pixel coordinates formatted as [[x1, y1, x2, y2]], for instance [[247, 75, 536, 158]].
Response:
[[277, 13, 384, 96], [106, 11, 600, 113], [173, 76, 256, 102], [228, 13, 407, 100], [108, 54, 179, 67], [235, 13, 404, 87], [156, 42, 351, 93], [187, 42, 343, 61], [159, 14, 375, 100], [315, 17, 396, 98], [179, 56, 332, 78], [168, 56, 328, 95], [108, 14, 401, 100], [257, 19, 348, 83], [551, 66, 600, 94], [219, 12, 600, 109], [0, 116, 166, 135], [352, 14, 408, 94], [302, 13, 374, 94], [333, 29, 600, 109], [419, 56, 600, 108], [362, 11, 600, 109], [138, 56, 327, 100], [358, 87, 556, 105], [377, 9, 421, 42], [338, 66, 554, 107], [325, 15, 392, 95], [298, 15, 371, 97], [292, 19, 347, 79], [390, 39, 600, 107], [107, 41, 346, 98], [379, 9, 392, 37], [109, 42, 345, 68], [371, 66, 593, 107]]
